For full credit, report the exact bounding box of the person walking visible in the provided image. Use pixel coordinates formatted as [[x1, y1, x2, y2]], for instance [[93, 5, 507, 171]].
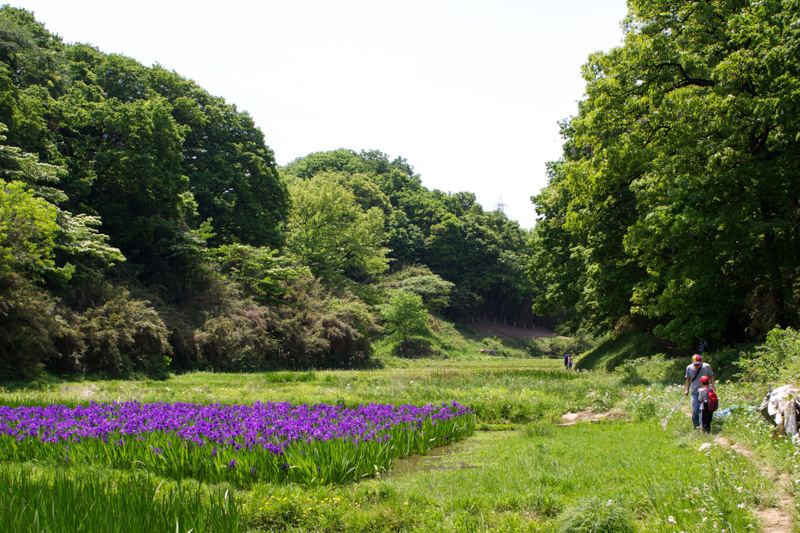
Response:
[[568, 355, 573, 370], [564, 353, 570, 370], [697, 376, 717, 433], [684, 354, 714, 429]]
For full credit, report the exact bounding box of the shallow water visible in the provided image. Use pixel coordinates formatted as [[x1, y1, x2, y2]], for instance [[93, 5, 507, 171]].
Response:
[[388, 437, 482, 475]]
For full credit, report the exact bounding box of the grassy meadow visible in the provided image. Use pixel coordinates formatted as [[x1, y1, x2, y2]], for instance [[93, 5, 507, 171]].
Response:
[[0, 334, 797, 532]]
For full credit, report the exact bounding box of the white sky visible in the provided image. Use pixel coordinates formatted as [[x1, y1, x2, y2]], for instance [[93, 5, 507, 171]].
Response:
[[12, 0, 628, 229]]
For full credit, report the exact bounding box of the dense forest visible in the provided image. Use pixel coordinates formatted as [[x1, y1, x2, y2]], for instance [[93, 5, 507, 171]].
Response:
[[0, 6, 535, 378], [2, 1, 799, 380]]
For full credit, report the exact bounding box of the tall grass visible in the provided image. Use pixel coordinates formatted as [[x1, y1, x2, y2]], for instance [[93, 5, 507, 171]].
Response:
[[0, 464, 241, 532], [0, 353, 790, 531], [0, 360, 622, 426], [243, 422, 765, 532]]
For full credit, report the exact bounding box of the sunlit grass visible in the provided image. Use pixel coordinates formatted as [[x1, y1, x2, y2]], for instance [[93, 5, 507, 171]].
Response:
[[0, 463, 241, 533], [0, 357, 792, 531]]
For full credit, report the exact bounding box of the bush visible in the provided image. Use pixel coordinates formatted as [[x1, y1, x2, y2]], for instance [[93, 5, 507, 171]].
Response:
[[194, 275, 378, 371], [391, 337, 438, 358], [195, 304, 281, 371], [556, 496, 637, 533], [79, 292, 171, 377], [614, 360, 649, 386], [278, 298, 376, 369], [380, 265, 454, 310], [0, 280, 61, 378], [735, 326, 800, 386]]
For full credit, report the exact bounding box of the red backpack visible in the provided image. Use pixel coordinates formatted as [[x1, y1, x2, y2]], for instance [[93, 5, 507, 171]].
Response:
[[704, 386, 719, 413]]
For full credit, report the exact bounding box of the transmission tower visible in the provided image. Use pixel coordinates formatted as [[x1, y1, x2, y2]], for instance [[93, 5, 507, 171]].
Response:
[[495, 195, 508, 213]]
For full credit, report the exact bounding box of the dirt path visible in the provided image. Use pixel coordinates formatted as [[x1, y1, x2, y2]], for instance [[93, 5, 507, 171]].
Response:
[[558, 408, 626, 426], [713, 435, 795, 532], [678, 406, 795, 531]]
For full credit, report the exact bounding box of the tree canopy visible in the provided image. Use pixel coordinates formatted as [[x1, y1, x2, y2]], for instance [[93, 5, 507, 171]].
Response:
[[530, 0, 800, 347], [283, 149, 536, 320]]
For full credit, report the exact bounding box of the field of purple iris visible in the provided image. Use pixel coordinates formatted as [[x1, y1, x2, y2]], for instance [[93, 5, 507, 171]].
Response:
[[0, 400, 474, 485]]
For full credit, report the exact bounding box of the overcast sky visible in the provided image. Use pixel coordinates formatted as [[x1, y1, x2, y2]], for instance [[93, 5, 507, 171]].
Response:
[[12, 0, 629, 228]]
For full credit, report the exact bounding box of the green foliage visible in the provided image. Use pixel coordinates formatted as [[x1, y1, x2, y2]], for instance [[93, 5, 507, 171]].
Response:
[[0, 177, 58, 277], [735, 326, 800, 386], [0, 124, 123, 286], [78, 292, 171, 377], [0, 127, 129, 379], [531, 0, 800, 347], [555, 496, 636, 533], [0, 5, 290, 259], [284, 149, 537, 320], [381, 264, 454, 310], [210, 244, 309, 304], [381, 291, 428, 343], [614, 360, 649, 386], [286, 174, 389, 281]]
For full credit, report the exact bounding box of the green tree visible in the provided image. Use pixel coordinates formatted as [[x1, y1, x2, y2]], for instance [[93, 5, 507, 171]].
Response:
[[0, 123, 123, 282], [0, 178, 58, 278], [210, 244, 309, 304], [0, 126, 123, 378], [381, 264, 454, 311], [285, 175, 388, 281], [531, 0, 800, 346], [284, 149, 536, 319], [381, 290, 427, 342]]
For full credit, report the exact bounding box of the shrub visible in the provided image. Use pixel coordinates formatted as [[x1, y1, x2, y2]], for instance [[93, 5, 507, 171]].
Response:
[[194, 276, 377, 371], [556, 496, 637, 533], [614, 360, 649, 386], [391, 337, 438, 358], [278, 299, 375, 369], [380, 265, 454, 310], [0, 280, 60, 378], [195, 303, 280, 371], [735, 326, 800, 386], [79, 292, 171, 377]]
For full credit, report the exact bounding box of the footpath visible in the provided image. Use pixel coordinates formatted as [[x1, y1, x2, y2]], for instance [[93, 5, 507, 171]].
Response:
[[680, 406, 796, 531]]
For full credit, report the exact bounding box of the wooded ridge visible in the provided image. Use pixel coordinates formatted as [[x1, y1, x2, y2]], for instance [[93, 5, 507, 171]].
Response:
[[1, 1, 799, 379]]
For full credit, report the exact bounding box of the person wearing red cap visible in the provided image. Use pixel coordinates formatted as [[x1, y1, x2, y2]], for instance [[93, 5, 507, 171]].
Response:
[[697, 376, 716, 433], [684, 354, 714, 429]]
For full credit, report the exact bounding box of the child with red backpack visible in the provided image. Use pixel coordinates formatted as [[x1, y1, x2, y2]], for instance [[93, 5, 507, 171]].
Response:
[[698, 375, 719, 433]]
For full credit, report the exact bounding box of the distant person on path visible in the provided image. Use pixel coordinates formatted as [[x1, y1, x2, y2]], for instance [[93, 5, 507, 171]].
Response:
[[684, 354, 714, 429], [564, 353, 570, 370], [568, 355, 573, 370], [698, 338, 709, 355], [697, 376, 717, 433]]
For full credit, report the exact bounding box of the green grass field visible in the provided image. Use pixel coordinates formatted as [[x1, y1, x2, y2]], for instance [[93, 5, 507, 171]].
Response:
[[0, 352, 796, 532]]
